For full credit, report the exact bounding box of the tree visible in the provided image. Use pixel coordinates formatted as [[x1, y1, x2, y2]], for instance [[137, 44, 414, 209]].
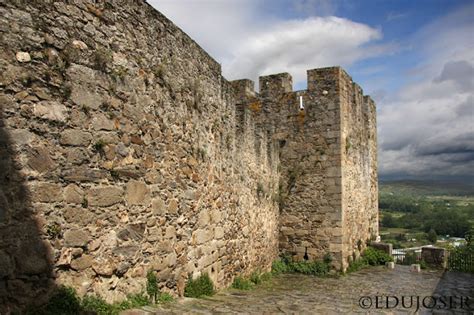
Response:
[[382, 213, 396, 228], [427, 228, 437, 244]]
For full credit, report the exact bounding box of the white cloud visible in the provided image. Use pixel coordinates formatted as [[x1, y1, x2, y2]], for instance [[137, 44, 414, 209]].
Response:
[[378, 4, 474, 177], [226, 17, 392, 84], [148, 1, 391, 85]]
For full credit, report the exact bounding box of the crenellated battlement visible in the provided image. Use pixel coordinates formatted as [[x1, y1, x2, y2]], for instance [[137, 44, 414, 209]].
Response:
[[230, 66, 378, 269]]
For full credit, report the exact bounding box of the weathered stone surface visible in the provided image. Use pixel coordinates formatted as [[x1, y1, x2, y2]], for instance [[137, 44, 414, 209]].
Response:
[[214, 227, 224, 239], [62, 167, 108, 182], [27, 146, 56, 173], [112, 246, 139, 258], [92, 259, 115, 276], [63, 206, 93, 225], [117, 223, 145, 241], [0, 0, 377, 309], [16, 51, 31, 62], [0, 251, 13, 277], [125, 180, 150, 206], [91, 113, 115, 131], [63, 184, 83, 204], [14, 243, 49, 275], [168, 199, 178, 214], [60, 130, 92, 146], [71, 255, 93, 271], [197, 210, 210, 228], [64, 229, 90, 247], [33, 101, 67, 122], [70, 88, 102, 110], [32, 182, 63, 203], [151, 197, 165, 215], [88, 187, 123, 207], [194, 229, 212, 245], [9, 129, 34, 145]]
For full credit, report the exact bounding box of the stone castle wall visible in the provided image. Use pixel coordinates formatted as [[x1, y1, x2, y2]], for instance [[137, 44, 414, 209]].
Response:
[[339, 69, 379, 269], [0, 0, 279, 311], [0, 0, 377, 312], [232, 67, 378, 269]]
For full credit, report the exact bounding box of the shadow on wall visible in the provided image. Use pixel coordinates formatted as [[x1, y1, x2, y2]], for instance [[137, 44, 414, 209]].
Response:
[[0, 110, 56, 312]]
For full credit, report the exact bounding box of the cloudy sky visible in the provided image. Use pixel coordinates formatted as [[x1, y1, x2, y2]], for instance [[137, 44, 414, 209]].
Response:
[[149, 0, 474, 180]]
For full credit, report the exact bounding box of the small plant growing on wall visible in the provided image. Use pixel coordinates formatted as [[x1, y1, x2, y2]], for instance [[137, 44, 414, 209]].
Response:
[[146, 270, 159, 304], [257, 182, 265, 199], [81, 197, 88, 208], [62, 84, 72, 100], [357, 239, 363, 251], [93, 47, 112, 72], [46, 222, 62, 239], [197, 147, 207, 161], [287, 165, 303, 193], [346, 137, 352, 152], [231, 276, 254, 290], [111, 65, 128, 82], [184, 273, 215, 298], [93, 139, 106, 154], [81, 105, 91, 117], [248, 100, 262, 112], [153, 64, 166, 81], [192, 78, 203, 111], [110, 169, 120, 181]]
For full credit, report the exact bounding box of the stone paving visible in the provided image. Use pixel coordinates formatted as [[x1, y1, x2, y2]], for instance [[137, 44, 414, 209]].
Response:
[[125, 266, 473, 314]]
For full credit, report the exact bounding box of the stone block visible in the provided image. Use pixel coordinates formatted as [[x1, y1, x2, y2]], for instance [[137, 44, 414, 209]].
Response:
[[71, 255, 93, 271], [421, 247, 447, 268], [88, 186, 123, 207], [32, 182, 63, 203], [60, 130, 92, 146], [63, 184, 84, 204], [125, 180, 150, 205], [64, 229, 91, 248], [33, 101, 67, 122]]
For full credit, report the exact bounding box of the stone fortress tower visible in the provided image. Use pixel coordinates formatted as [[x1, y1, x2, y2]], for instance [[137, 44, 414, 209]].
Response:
[[232, 68, 378, 270], [0, 0, 377, 311]]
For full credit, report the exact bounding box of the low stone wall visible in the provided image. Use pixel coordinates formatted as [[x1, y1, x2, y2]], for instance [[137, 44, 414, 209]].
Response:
[[422, 247, 447, 269]]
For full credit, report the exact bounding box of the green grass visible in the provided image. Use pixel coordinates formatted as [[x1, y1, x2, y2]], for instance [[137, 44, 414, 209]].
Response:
[[184, 273, 215, 298], [345, 247, 393, 274], [31, 287, 158, 315], [230, 271, 273, 291], [231, 276, 254, 290], [271, 255, 331, 276]]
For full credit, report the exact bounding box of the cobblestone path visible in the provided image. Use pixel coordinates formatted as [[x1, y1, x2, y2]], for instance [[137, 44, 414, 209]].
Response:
[[128, 266, 473, 314]]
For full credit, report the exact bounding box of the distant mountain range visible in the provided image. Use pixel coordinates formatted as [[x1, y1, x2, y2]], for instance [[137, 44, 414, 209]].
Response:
[[379, 177, 474, 196]]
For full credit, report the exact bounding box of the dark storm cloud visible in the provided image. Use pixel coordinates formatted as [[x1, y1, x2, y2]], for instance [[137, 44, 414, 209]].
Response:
[[455, 96, 474, 117], [378, 4, 474, 178], [434, 60, 474, 92]]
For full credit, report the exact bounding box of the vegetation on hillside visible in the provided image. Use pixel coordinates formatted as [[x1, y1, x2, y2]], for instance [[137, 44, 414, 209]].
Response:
[[379, 180, 474, 248]]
